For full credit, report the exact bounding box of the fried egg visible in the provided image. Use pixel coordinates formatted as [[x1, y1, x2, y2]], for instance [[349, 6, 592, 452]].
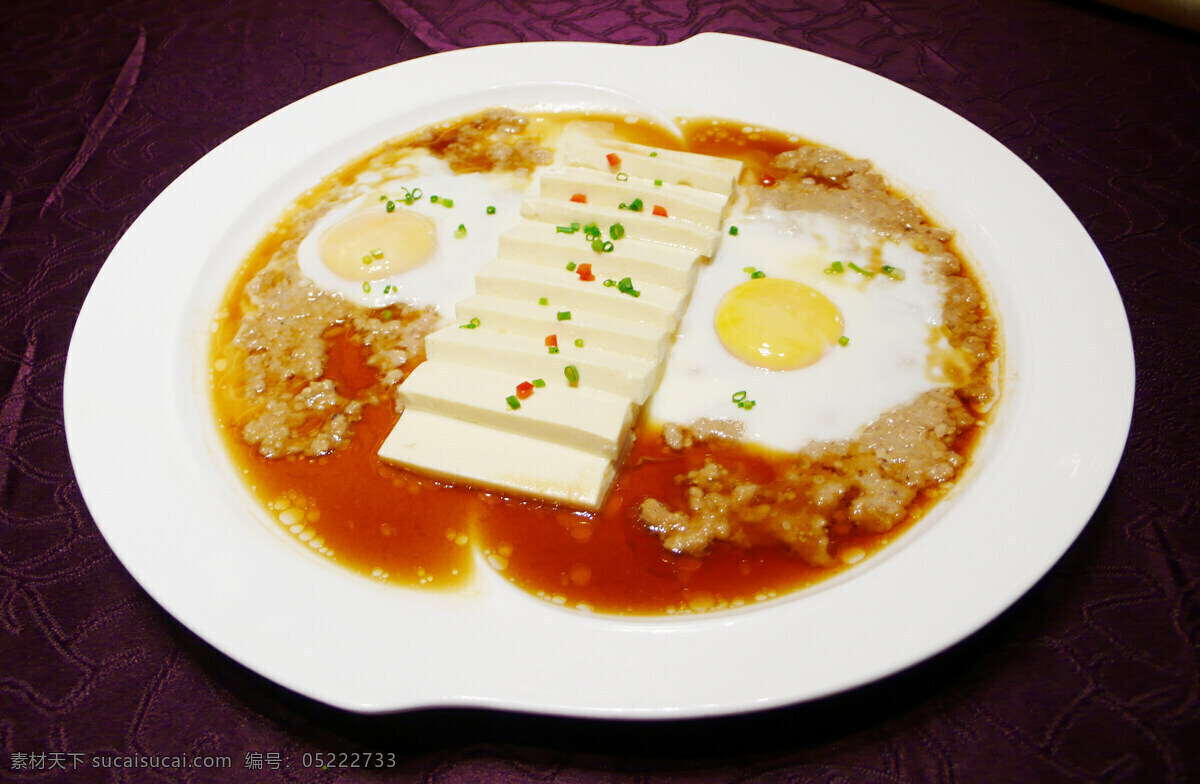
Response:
[[647, 203, 962, 452], [296, 151, 526, 314]]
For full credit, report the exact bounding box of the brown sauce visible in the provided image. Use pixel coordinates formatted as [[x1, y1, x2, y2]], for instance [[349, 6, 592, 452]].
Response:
[[210, 110, 995, 614]]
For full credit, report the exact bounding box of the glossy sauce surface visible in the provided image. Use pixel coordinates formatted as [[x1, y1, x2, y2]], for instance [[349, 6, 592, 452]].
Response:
[[211, 112, 984, 614]]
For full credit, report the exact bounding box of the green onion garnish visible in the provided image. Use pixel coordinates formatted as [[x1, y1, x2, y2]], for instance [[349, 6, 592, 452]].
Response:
[[751, 270, 766, 279], [362, 255, 373, 265], [532, 378, 546, 388], [506, 395, 520, 410], [455, 224, 467, 239], [732, 391, 747, 403], [616, 172, 628, 182], [564, 365, 580, 385], [654, 179, 663, 187], [824, 261, 844, 274], [362, 282, 371, 293], [732, 390, 757, 410], [442, 198, 454, 208], [574, 339, 584, 347], [430, 195, 438, 203], [729, 226, 739, 236], [603, 279, 616, 287], [566, 262, 577, 271], [583, 223, 601, 239], [617, 277, 641, 298], [460, 317, 481, 329], [629, 198, 643, 212], [538, 297, 549, 306], [610, 223, 625, 240], [386, 201, 396, 213], [649, 151, 658, 157], [591, 238, 604, 252], [486, 205, 496, 214], [371, 247, 384, 258], [557, 311, 571, 321], [380, 309, 392, 321], [548, 346, 560, 354], [882, 265, 906, 280], [848, 262, 875, 277], [838, 335, 850, 346]]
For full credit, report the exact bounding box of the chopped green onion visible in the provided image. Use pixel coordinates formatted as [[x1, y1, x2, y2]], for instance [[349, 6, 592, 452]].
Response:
[[370, 247, 384, 258], [386, 201, 396, 213], [430, 195, 438, 203], [741, 400, 756, 410], [566, 262, 577, 272], [610, 223, 625, 240], [506, 395, 521, 410], [732, 390, 757, 410], [532, 378, 546, 388], [574, 339, 584, 347], [557, 311, 571, 321], [751, 270, 766, 279], [380, 309, 393, 321], [591, 238, 604, 252], [617, 277, 641, 297], [564, 365, 580, 385], [603, 279, 616, 287], [539, 297, 549, 306], [838, 335, 850, 346], [379, 195, 388, 201], [601, 241, 614, 253], [583, 223, 601, 239], [442, 197, 454, 208], [616, 172, 628, 182], [455, 224, 467, 238], [460, 317, 481, 329], [548, 346, 560, 354], [649, 151, 658, 157], [362, 255, 373, 265], [557, 225, 577, 234], [486, 205, 496, 214], [824, 261, 845, 274], [848, 262, 875, 277], [629, 198, 643, 212], [618, 202, 628, 210], [728, 226, 739, 236], [882, 265, 906, 280], [654, 179, 663, 187], [362, 282, 371, 293], [732, 390, 747, 403]]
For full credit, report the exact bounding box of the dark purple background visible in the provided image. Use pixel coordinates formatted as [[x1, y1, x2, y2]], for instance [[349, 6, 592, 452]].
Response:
[[2, 1, 1198, 781]]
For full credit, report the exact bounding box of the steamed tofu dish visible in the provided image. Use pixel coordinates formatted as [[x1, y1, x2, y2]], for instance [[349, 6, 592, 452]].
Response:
[[210, 109, 998, 614]]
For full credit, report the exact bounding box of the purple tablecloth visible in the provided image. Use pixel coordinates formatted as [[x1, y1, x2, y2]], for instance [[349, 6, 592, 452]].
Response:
[[3, 0, 1197, 781]]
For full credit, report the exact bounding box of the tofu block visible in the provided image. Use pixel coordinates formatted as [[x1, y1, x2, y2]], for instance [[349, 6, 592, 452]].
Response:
[[556, 127, 742, 196], [399, 360, 635, 459], [521, 198, 722, 257], [474, 259, 687, 331], [424, 327, 661, 403], [497, 220, 701, 291], [453, 295, 669, 363], [378, 409, 615, 510], [537, 168, 731, 225]]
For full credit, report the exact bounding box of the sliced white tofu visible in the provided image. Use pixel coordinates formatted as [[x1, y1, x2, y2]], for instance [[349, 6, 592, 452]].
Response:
[[424, 326, 662, 403], [497, 219, 702, 290], [473, 259, 687, 331], [556, 126, 742, 196], [378, 409, 615, 510], [537, 168, 731, 225], [521, 198, 722, 257], [399, 360, 635, 459], [453, 295, 669, 363]]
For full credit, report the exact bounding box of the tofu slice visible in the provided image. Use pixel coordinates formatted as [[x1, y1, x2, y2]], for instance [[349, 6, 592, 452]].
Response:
[[424, 326, 661, 403], [497, 219, 702, 290], [537, 168, 731, 225], [521, 198, 722, 257], [453, 295, 669, 363], [399, 360, 635, 459], [556, 128, 742, 195], [474, 259, 688, 331], [378, 409, 615, 510]]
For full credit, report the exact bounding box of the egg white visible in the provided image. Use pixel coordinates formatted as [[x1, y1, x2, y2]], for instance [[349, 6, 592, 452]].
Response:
[[296, 152, 527, 316], [647, 204, 950, 452]]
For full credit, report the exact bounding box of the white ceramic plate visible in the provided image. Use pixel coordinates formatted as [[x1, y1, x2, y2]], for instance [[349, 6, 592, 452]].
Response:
[[64, 34, 1134, 718]]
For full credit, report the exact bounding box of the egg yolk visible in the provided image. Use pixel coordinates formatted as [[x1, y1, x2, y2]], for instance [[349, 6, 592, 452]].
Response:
[[318, 209, 436, 282], [714, 278, 843, 370]]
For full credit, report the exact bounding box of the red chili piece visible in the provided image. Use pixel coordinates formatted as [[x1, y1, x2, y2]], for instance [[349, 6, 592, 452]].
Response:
[[652, 204, 668, 217], [545, 334, 558, 348], [606, 153, 621, 167], [577, 262, 594, 282], [570, 193, 587, 204], [516, 381, 534, 399]]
